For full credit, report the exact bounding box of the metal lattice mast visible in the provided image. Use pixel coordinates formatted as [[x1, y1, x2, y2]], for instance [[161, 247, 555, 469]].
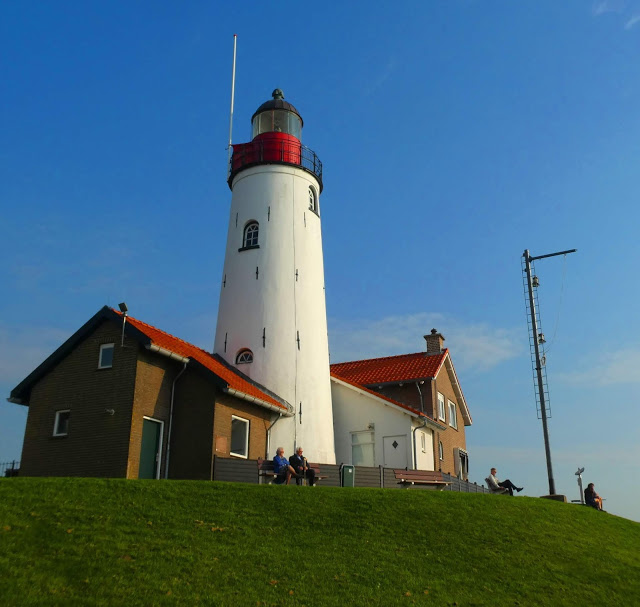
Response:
[[522, 248, 576, 496]]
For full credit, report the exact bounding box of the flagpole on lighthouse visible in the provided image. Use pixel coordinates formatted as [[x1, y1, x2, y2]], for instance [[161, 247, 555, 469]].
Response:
[[227, 34, 237, 168]]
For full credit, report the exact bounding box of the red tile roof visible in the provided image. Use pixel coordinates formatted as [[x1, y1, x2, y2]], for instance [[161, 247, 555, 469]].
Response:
[[114, 310, 288, 414], [330, 350, 448, 386]]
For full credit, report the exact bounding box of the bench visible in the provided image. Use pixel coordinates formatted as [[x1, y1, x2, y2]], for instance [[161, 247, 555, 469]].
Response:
[[394, 469, 452, 490], [485, 477, 509, 494], [257, 458, 326, 485]]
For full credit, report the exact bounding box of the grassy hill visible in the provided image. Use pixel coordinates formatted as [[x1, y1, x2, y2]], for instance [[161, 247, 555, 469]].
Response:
[[1, 478, 638, 606]]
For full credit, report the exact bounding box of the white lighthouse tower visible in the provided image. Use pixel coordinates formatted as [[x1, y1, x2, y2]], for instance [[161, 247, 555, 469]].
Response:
[[214, 89, 336, 464]]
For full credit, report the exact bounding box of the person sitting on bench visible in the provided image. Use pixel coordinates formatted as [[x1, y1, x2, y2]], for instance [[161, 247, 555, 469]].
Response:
[[487, 467, 523, 496], [289, 447, 316, 486], [584, 483, 603, 510], [273, 447, 298, 485]]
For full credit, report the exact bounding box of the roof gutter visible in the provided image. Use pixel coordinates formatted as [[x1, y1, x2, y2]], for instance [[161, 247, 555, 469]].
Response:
[[146, 344, 190, 364], [225, 387, 294, 416]]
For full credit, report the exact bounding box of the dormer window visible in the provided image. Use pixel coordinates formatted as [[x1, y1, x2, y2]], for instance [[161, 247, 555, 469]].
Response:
[[99, 343, 114, 369], [241, 222, 259, 250], [236, 349, 254, 364]]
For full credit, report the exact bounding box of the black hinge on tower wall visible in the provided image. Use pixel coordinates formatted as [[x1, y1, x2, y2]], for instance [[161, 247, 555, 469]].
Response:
[[299, 401, 302, 424], [296, 331, 300, 350], [235, 213, 238, 227], [262, 327, 266, 347], [295, 269, 298, 282], [256, 267, 259, 279], [223, 275, 226, 288], [304, 213, 306, 227], [224, 333, 227, 353], [268, 206, 270, 221]]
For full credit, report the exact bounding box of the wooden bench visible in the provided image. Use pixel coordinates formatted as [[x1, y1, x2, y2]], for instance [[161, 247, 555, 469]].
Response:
[[257, 458, 326, 485], [394, 469, 452, 490], [485, 477, 509, 494]]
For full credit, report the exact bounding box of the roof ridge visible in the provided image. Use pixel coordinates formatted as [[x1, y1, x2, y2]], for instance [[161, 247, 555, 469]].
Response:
[[331, 348, 448, 367]]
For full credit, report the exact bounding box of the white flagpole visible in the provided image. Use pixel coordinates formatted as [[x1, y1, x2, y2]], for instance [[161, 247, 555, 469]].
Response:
[[227, 34, 237, 167]]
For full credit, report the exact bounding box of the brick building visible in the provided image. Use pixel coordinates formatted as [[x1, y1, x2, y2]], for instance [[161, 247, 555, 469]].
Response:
[[9, 306, 292, 479], [330, 330, 471, 478]]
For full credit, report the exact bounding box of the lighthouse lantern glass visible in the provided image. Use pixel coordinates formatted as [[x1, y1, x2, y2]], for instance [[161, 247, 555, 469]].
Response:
[[252, 110, 302, 140]]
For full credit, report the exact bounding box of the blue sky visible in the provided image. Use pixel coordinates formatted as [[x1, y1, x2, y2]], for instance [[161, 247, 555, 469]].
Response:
[[1, 2, 639, 522]]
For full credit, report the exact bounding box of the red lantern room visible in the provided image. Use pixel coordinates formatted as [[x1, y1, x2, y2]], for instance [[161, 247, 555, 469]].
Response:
[[228, 89, 323, 190]]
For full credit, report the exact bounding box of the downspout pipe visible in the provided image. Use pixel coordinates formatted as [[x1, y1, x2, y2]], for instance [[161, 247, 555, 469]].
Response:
[[266, 413, 283, 459], [164, 360, 188, 479]]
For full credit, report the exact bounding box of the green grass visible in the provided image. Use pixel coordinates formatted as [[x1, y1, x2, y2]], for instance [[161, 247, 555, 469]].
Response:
[[0, 478, 638, 606]]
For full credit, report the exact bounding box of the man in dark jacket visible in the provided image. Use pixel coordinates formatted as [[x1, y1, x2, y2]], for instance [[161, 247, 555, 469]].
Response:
[[289, 447, 316, 486]]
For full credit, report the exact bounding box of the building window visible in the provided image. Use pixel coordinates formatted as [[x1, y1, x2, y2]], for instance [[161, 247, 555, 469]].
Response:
[[351, 431, 375, 467], [230, 415, 249, 458], [235, 349, 253, 364], [454, 447, 469, 481], [448, 401, 458, 429], [438, 441, 444, 461], [53, 410, 70, 437], [308, 187, 318, 214], [99, 343, 114, 369], [437, 392, 446, 421], [242, 222, 259, 248], [420, 433, 426, 453]]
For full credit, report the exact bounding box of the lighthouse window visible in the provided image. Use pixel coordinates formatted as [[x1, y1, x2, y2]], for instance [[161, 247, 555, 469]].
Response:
[[308, 187, 318, 214], [242, 222, 259, 249], [235, 349, 253, 364]]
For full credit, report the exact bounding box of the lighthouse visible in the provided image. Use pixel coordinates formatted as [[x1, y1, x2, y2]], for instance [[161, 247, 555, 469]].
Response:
[[214, 89, 336, 464]]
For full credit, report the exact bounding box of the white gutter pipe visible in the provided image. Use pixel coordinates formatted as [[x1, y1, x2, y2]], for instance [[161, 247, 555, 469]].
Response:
[[164, 361, 188, 479]]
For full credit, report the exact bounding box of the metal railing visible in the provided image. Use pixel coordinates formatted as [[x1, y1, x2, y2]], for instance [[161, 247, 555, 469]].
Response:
[[228, 139, 323, 190], [1, 460, 20, 477]]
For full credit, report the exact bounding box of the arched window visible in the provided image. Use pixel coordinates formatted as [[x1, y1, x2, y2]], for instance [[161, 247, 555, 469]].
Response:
[[236, 349, 253, 364], [308, 187, 317, 213], [438, 441, 444, 461], [243, 222, 259, 248]]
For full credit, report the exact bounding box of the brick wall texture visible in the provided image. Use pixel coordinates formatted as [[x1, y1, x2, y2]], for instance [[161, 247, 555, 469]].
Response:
[[19, 319, 275, 479]]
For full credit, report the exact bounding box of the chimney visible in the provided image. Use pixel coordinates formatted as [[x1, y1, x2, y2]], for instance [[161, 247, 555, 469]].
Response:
[[424, 328, 445, 355]]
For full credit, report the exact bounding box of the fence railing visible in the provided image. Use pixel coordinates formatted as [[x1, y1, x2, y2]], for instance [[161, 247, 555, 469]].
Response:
[[1, 461, 20, 477], [210, 457, 489, 493], [228, 139, 323, 189]]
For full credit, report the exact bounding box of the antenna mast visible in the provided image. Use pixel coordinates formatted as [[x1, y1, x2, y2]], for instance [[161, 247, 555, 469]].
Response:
[[522, 248, 576, 496], [227, 34, 238, 168]]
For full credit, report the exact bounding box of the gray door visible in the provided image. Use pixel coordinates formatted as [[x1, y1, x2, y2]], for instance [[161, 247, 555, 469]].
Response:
[[139, 418, 162, 479], [383, 435, 408, 469]]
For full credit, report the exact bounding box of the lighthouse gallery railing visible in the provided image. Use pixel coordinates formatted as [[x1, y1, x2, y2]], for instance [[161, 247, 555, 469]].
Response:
[[228, 138, 323, 189]]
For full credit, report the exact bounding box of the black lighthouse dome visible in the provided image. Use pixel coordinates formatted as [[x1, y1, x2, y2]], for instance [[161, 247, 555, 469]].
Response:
[[251, 89, 303, 140]]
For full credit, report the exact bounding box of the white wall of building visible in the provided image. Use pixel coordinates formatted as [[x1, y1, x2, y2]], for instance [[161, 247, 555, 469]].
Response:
[[214, 164, 335, 463], [331, 379, 435, 470]]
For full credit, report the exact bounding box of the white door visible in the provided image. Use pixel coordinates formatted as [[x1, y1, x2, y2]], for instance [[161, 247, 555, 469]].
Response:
[[383, 435, 408, 469]]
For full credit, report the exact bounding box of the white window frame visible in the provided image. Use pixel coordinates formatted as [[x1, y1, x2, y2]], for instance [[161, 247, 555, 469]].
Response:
[[230, 415, 249, 459], [448, 400, 458, 429], [235, 349, 253, 364], [438, 440, 444, 461], [308, 186, 318, 214], [53, 409, 70, 437], [351, 430, 375, 466], [437, 392, 446, 422], [98, 343, 115, 369], [243, 222, 259, 248]]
